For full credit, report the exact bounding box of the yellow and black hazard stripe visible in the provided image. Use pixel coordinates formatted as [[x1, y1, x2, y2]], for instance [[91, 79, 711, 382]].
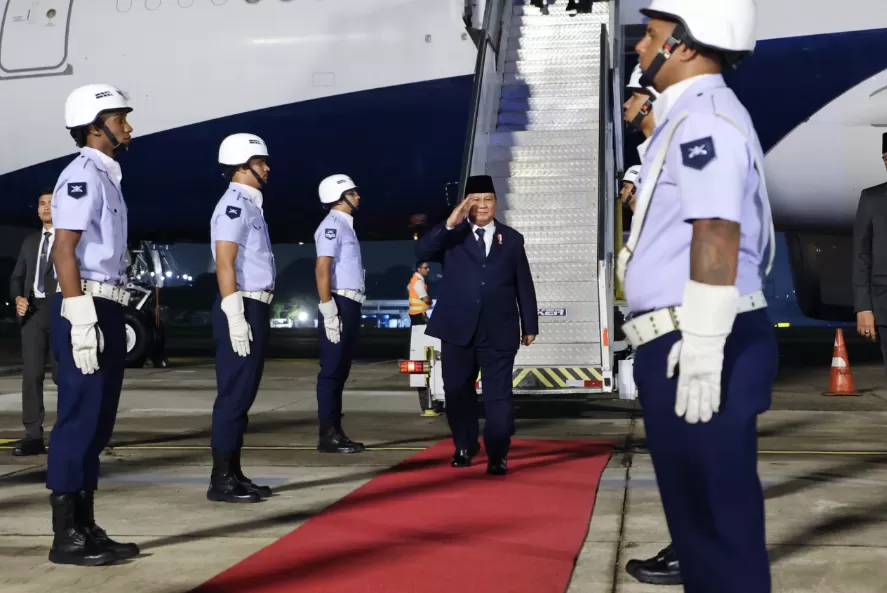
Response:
[[474, 367, 604, 390]]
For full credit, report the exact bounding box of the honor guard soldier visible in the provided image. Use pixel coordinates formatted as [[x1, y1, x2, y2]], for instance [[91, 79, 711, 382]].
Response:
[[624, 62, 660, 160], [47, 83, 140, 566], [617, 1, 778, 591], [314, 174, 366, 454], [207, 133, 275, 503]]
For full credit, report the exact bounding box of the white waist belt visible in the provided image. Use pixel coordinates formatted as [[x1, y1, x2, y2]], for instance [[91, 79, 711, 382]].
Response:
[[622, 290, 767, 348], [333, 289, 366, 304], [241, 290, 274, 304], [57, 280, 131, 307]]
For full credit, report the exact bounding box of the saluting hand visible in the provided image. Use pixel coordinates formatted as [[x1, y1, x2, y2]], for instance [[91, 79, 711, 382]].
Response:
[[446, 196, 478, 228]]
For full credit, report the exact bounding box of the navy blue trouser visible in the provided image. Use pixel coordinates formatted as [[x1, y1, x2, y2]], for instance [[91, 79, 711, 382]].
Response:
[[47, 293, 126, 493], [634, 308, 777, 593], [441, 326, 516, 459], [316, 293, 361, 424], [211, 295, 270, 452]]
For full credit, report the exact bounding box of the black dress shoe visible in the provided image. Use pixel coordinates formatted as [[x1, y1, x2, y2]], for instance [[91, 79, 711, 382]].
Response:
[[450, 441, 481, 468], [625, 543, 682, 585], [334, 423, 366, 453], [486, 455, 507, 476], [75, 491, 140, 560], [12, 438, 45, 457], [48, 493, 117, 566], [232, 449, 272, 498], [206, 449, 261, 503], [317, 423, 364, 454]]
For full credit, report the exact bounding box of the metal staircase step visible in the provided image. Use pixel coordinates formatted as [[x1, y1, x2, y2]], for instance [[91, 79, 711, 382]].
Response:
[[506, 46, 602, 62], [487, 160, 596, 179], [508, 35, 601, 51], [510, 25, 605, 41], [491, 129, 596, 147], [511, 8, 609, 26], [505, 60, 599, 77], [532, 321, 601, 344], [525, 243, 597, 264], [498, 96, 598, 113], [500, 209, 597, 229], [496, 109, 599, 128], [488, 142, 597, 163], [527, 262, 599, 284], [503, 70, 601, 85], [493, 176, 597, 195], [501, 81, 600, 99], [514, 344, 601, 367], [533, 281, 599, 302], [501, 191, 597, 211], [522, 226, 597, 246]]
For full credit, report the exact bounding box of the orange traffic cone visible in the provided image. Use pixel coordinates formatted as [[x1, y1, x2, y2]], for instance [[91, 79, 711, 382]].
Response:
[[823, 328, 859, 396]]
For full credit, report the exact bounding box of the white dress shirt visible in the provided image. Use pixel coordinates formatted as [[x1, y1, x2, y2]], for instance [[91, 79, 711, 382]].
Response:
[[32, 226, 55, 298], [470, 220, 496, 257]]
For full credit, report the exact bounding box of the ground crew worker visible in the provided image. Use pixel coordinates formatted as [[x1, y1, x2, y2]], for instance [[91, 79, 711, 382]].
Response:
[[408, 261, 431, 326], [207, 133, 275, 504], [47, 83, 140, 566], [314, 174, 366, 454], [617, 1, 777, 591]]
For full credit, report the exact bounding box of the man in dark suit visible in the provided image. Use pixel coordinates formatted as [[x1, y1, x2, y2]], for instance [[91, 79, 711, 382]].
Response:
[[853, 133, 887, 363], [416, 174, 538, 475], [9, 189, 58, 456]]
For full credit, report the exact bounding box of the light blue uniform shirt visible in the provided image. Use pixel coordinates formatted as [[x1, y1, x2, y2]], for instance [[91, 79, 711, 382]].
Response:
[[625, 74, 769, 313], [210, 182, 276, 292], [314, 210, 365, 292], [51, 147, 129, 285]]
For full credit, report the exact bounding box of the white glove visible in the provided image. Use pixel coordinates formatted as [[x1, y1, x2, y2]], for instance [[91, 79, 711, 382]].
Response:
[[666, 280, 739, 424], [60, 295, 105, 375], [220, 292, 252, 357], [318, 299, 342, 344]]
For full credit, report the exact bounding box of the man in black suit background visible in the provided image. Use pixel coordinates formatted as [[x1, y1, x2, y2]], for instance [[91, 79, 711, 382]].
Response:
[[416, 175, 538, 475], [9, 189, 58, 456]]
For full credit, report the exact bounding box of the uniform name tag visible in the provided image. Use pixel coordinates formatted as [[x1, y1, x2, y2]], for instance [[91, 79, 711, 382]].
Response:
[[67, 182, 87, 198], [680, 136, 716, 171], [225, 206, 242, 219], [324, 228, 336, 240]]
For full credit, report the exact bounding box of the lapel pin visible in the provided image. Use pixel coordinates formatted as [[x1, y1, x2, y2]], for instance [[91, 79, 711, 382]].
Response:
[[497, 233, 502, 245]]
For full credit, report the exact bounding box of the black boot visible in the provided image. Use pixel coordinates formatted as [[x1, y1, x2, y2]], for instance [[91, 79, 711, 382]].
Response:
[[317, 421, 364, 454], [75, 490, 140, 560], [334, 418, 366, 453], [48, 492, 117, 566], [625, 543, 683, 585], [206, 449, 261, 503], [232, 449, 272, 498]]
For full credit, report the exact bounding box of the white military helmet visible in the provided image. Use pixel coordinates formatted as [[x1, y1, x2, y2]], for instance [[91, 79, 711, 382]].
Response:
[[623, 165, 642, 186], [640, 0, 757, 54], [626, 64, 660, 99], [218, 133, 269, 166], [64, 83, 132, 129], [319, 174, 357, 204]]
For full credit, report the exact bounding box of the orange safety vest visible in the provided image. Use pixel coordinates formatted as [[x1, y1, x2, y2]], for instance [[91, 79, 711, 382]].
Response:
[[408, 273, 430, 315]]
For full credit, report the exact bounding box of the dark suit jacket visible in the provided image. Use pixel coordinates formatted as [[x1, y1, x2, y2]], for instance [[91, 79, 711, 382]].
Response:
[[853, 182, 887, 321], [416, 219, 538, 351], [10, 230, 57, 315]]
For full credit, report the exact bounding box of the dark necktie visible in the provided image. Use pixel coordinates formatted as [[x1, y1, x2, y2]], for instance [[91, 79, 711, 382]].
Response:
[[475, 228, 486, 258], [37, 232, 50, 294]]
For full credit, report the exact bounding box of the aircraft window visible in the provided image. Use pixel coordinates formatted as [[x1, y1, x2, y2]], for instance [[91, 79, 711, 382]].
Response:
[[179, 0, 194, 6], [47, 9, 57, 19], [116, 0, 132, 12], [146, 0, 161, 9]]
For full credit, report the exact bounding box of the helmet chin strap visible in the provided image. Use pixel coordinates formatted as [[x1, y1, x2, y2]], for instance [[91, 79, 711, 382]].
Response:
[[638, 23, 687, 89], [100, 121, 127, 155], [629, 97, 654, 131], [342, 192, 358, 212], [249, 165, 267, 189]]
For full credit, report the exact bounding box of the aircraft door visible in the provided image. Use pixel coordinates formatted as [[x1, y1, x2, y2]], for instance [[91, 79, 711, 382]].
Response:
[[0, 0, 73, 79]]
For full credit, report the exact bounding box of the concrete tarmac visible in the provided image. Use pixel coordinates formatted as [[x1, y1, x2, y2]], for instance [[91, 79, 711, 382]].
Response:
[[1, 356, 886, 592]]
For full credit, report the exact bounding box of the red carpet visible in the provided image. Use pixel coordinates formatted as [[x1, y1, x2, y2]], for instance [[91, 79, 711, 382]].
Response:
[[193, 438, 613, 593]]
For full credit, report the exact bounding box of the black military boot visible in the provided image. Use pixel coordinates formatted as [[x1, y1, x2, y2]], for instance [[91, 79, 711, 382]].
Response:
[[625, 543, 683, 585], [206, 449, 261, 503], [75, 490, 140, 560], [334, 417, 366, 453], [232, 449, 272, 498], [48, 492, 117, 566], [317, 421, 364, 454]]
